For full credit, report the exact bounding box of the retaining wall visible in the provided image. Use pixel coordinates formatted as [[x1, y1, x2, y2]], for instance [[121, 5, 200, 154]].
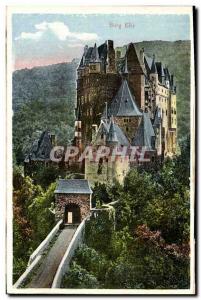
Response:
[[51, 217, 87, 288], [28, 220, 63, 265]]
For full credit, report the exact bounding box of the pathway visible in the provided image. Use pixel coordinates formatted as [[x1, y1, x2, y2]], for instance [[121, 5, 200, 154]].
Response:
[[26, 226, 77, 288]]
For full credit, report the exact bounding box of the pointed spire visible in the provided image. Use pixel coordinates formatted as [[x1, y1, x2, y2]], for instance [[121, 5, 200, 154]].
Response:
[[91, 43, 100, 62], [106, 117, 118, 145], [107, 79, 142, 117], [150, 54, 157, 74]]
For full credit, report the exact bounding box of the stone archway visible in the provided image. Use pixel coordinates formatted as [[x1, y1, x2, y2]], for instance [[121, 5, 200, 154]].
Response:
[[64, 203, 81, 224]]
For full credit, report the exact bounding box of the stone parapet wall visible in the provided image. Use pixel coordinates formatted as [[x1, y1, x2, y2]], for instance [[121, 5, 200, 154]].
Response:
[[55, 194, 90, 222]]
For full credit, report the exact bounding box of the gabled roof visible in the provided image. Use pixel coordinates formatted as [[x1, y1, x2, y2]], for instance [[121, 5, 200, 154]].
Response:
[[150, 55, 157, 74], [94, 119, 129, 146], [24, 130, 53, 162], [98, 42, 107, 60], [156, 62, 165, 77], [55, 179, 93, 194], [163, 67, 170, 81], [144, 55, 152, 75], [132, 113, 155, 150], [108, 80, 142, 117], [91, 43, 100, 62], [106, 118, 118, 144]]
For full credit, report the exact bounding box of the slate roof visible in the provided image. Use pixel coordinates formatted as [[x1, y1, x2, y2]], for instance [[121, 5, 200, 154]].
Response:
[[91, 43, 100, 62], [132, 113, 155, 150], [94, 119, 129, 146], [144, 55, 152, 76], [78, 42, 107, 68], [106, 119, 118, 144], [156, 62, 165, 78], [107, 80, 142, 117], [54, 179, 93, 194], [150, 55, 157, 74], [24, 130, 53, 162], [98, 42, 107, 60]]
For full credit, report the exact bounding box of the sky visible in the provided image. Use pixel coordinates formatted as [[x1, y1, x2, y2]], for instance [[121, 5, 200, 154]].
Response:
[[12, 14, 190, 70]]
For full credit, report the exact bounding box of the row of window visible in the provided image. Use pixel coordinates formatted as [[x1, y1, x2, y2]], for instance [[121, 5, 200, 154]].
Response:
[[124, 118, 132, 123]]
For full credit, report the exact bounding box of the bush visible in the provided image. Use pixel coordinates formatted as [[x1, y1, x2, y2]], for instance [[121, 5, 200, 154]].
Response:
[[61, 262, 100, 288]]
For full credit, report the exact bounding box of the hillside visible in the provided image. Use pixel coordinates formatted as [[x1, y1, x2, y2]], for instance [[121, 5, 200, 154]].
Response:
[[12, 41, 190, 164], [12, 60, 78, 164]]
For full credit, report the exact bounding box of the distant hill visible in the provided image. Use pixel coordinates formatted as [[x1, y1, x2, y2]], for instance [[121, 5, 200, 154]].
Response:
[[12, 41, 190, 164], [12, 61, 78, 164], [13, 60, 78, 111]]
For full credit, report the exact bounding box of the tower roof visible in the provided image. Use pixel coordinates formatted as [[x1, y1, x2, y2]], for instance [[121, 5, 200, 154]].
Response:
[[91, 43, 100, 62], [94, 119, 129, 146], [108, 80, 142, 117], [132, 113, 155, 150], [24, 130, 53, 162], [106, 118, 118, 144], [150, 55, 157, 74], [156, 62, 165, 77], [55, 179, 92, 194]]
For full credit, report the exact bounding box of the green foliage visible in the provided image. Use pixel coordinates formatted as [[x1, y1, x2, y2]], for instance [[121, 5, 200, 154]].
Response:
[[28, 182, 56, 247], [13, 171, 43, 281], [65, 139, 190, 289], [12, 61, 78, 164], [85, 210, 115, 257], [73, 244, 109, 282], [13, 167, 56, 282], [13, 98, 75, 164], [61, 262, 100, 288], [92, 180, 123, 207]]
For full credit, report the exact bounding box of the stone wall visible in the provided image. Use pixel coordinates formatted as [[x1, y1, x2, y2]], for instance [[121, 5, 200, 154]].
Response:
[[55, 194, 91, 222]]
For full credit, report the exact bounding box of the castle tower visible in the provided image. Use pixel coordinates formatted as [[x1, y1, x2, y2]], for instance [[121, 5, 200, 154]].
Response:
[[106, 40, 116, 73], [76, 41, 121, 147], [150, 54, 158, 82]]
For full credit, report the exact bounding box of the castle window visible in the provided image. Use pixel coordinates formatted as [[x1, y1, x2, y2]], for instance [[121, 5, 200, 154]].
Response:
[[126, 127, 129, 132], [166, 110, 167, 116]]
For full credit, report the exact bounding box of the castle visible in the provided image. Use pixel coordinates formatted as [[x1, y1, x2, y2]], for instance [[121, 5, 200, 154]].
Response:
[[25, 40, 177, 185], [74, 40, 177, 184]]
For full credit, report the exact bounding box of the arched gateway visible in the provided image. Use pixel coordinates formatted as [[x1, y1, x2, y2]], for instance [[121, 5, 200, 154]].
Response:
[[54, 179, 93, 224]]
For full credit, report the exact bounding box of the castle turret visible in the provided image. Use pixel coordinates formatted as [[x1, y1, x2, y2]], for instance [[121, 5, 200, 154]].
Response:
[[106, 117, 118, 146]]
